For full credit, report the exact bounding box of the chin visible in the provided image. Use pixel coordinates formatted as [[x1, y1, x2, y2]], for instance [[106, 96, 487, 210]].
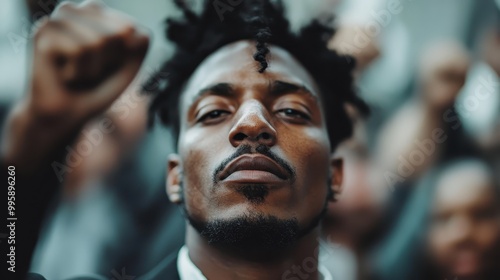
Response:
[[218, 202, 294, 222], [188, 210, 301, 254]]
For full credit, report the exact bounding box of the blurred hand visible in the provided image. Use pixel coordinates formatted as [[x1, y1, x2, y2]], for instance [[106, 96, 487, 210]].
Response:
[[30, 0, 149, 126], [2, 0, 149, 174], [482, 29, 500, 77], [328, 25, 380, 73]]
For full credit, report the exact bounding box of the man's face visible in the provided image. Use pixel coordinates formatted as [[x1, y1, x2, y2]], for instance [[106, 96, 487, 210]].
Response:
[[419, 42, 469, 110], [427, 164, 500, 279], [167, 40, 338, 241]]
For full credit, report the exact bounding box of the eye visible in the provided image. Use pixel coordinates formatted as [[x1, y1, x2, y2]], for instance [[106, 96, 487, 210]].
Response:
[[431, 212, 451, 227], [473, 208, 497, 221], [197, 110, 230, 124], [277, 108, 311, 121]]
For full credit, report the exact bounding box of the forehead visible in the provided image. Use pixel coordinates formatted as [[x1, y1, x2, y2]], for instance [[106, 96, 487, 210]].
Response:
[[420, 43, 470, 78], [180, 40, 320, 105], [434, 163, 495, 207]]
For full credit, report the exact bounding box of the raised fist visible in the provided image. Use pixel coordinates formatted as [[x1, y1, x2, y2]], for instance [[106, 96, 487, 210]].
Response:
[[29, 0, 149, 126], [2, 0, 149, 174]]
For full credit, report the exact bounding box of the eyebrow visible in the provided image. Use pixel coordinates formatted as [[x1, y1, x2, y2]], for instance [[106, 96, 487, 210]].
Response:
[[192, 80, 318, 104], [194, 83, 235, 102]]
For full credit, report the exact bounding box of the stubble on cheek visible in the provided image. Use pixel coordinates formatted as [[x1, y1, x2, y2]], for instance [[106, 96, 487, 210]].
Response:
[[180, 144, 216, 221], [282, 129, 331, 219]]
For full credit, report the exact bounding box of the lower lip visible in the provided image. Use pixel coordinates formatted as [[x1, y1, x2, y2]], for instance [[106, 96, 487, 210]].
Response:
[[222, 170, 286, 184], [453, 255, 480, 276]]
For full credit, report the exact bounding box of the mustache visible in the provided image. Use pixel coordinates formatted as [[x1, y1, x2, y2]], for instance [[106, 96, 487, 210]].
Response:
[[213, 144, 296, 183]]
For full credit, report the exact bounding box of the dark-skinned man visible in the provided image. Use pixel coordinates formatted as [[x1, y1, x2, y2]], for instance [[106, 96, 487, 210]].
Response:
[[1, 0, 368, 279]]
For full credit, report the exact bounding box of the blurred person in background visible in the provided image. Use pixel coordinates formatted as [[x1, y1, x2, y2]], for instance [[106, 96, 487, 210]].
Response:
[[320, 104, 388, 280], [375, 40, 472, 186], [29, 88, 149, 277], [326, 0, 385, 75], [0, 0, 150, 276], [1, 1, 186, 279], [328, 24, 380, 76], [374, 157, 500, 280], [457, 5, 500, 180], [28, 81, 185, 279], [368, 41, 481, 272]]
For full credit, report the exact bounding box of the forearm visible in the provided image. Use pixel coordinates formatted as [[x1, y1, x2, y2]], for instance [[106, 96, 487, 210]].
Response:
[[1, 101, 82, 277], [0, 0, 148, 276], [2, 100, 82, 174]]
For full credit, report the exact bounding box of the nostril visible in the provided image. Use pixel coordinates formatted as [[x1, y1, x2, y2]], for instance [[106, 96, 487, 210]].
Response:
[[260, 132, 271, 140], [233, 133, 246, 141]]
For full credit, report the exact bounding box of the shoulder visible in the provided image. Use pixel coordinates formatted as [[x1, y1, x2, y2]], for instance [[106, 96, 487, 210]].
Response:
[[26, 273, 107, 280], [25, 251, 180, 280], [138, 251, 180, 280]]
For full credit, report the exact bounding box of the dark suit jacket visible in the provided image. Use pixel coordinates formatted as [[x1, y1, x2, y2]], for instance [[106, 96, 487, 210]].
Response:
[[26, 251, 180, 280], [138, 251, 180, 280]]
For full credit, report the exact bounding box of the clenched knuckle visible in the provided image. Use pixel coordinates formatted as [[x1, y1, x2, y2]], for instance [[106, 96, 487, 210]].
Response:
[[65, 45, 87, 59], [36, 40, 55, 56], [35, 33, 56, 55], [81, 0, 105, 9], [54, 2, 76, 14], [136, 34, 150, 48], [88, 37, 108, 51], [33, 24, 47, 40], [116, 23, 136, 38]]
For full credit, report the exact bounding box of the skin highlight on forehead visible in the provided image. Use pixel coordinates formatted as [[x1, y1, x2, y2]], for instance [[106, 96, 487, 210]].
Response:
[[175, 39, 332, 157], [434, 161, 496, 207], [180, 40, 322, 113]]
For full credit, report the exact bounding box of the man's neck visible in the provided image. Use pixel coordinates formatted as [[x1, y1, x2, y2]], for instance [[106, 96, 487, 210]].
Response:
[[186, 225, 323, 280]]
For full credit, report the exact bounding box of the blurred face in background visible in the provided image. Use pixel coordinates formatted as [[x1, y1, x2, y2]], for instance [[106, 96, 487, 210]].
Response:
[[419, 42, 470, 110], [482, 28, 500, 77], [325, 153, 380, 242], [427, 162, 500, 280], [324, 105, 385, 246]]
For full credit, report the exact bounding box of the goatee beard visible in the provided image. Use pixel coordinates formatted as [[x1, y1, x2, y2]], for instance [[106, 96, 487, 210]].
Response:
[[187, 212, 300, 255]]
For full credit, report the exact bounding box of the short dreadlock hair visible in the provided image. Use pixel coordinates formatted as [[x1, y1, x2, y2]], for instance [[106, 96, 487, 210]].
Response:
[[144, 0, 368, 151]]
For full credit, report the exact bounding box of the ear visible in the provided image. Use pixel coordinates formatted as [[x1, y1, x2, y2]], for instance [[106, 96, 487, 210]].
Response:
[[166, 153, 183, 204], [329, 157, 344, 201]]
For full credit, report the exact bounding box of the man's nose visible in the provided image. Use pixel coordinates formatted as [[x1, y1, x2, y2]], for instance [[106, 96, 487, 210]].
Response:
[[229, 101, 277, 147], [448, 216, 474, 245]]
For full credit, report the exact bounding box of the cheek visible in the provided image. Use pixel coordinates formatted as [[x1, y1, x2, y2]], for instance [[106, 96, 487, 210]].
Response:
[[475, 221, 500, 248], [279, 126, 331, 206], [180, 126, 227, 183], [178, 128, 227, 218], [427, 227, 450, 260]]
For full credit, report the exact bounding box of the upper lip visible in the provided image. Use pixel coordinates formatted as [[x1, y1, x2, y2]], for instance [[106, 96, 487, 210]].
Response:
[[219, 154, 289, 181]]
